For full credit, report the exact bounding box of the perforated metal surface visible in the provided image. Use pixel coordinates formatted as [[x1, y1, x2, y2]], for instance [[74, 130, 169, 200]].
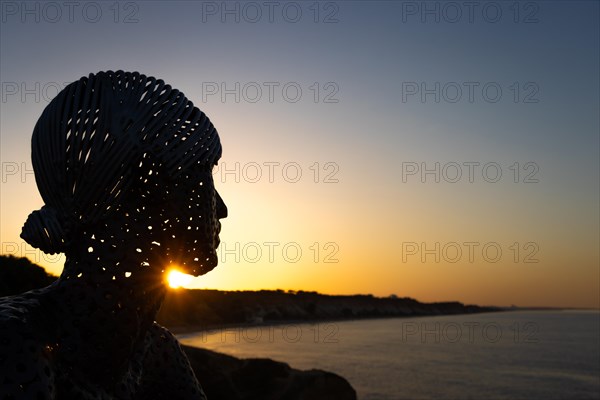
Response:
[[1, 71, 227, 399]]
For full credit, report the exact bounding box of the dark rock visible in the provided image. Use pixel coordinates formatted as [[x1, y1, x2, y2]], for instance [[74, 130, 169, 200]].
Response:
[[182, 345, 357, 400], [0, 255, 57, 297]]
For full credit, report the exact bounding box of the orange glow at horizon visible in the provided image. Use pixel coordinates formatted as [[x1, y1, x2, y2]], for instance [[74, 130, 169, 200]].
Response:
[[167, 269, 194, 289]]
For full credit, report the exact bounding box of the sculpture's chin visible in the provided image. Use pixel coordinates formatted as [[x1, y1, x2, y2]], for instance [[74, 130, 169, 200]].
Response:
[[183, 248, 219, 277], [163, 236, 221, 276]]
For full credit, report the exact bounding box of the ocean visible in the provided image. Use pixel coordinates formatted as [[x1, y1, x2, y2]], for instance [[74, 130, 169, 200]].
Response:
[[178, 311, 600, 399]]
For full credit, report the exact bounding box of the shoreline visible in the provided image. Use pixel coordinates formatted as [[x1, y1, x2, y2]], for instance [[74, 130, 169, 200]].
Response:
[[169, 307, 590, 336], [170, 309, 506, 335]]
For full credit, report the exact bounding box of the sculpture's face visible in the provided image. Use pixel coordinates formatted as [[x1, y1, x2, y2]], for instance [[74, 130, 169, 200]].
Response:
[[156, 167, 228, 276]]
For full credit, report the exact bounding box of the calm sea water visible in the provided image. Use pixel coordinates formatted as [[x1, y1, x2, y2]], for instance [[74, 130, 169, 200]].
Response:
[[178, 311, 600, 399]]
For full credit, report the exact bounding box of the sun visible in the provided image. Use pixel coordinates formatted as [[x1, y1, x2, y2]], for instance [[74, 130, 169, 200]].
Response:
[[167, 269, 194, 289]]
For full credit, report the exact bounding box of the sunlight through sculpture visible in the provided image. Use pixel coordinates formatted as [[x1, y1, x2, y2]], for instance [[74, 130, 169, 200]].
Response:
[[167, 270, 194, 289], [0, 71, 227, 399]]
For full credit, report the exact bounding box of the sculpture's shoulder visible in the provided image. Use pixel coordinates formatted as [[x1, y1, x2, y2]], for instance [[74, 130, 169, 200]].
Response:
[[135, 323, 207, 400], [0, 291, 56, 399], [0, 288, 56, 339], [0, 290, 39, 319], [0, 289, 49, 338]]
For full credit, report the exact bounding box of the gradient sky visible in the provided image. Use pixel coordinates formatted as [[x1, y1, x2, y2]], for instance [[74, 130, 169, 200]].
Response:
[[1, 1, 598, 308]]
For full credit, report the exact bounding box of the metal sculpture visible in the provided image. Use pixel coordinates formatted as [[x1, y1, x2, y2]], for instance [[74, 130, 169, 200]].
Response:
[[0, 71, 227, 399]]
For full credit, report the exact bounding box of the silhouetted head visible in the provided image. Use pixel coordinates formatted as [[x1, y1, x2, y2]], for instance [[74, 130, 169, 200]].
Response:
[[21, 71, 227, 276]]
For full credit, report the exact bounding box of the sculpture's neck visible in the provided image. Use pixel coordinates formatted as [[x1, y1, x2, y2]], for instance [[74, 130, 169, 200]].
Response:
[[58, 255, 167, 326], [49, 234, 169, 389]]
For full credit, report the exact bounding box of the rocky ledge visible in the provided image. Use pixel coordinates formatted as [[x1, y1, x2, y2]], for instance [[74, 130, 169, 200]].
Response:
[[182, 345, 357, 400]]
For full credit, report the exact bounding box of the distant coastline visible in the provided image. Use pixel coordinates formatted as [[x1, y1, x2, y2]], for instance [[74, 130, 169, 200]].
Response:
[[157, 289, 506, 333]]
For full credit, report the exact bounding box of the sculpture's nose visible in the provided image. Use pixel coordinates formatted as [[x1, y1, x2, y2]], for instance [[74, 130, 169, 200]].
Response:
[[216, 191, 227, 219]]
